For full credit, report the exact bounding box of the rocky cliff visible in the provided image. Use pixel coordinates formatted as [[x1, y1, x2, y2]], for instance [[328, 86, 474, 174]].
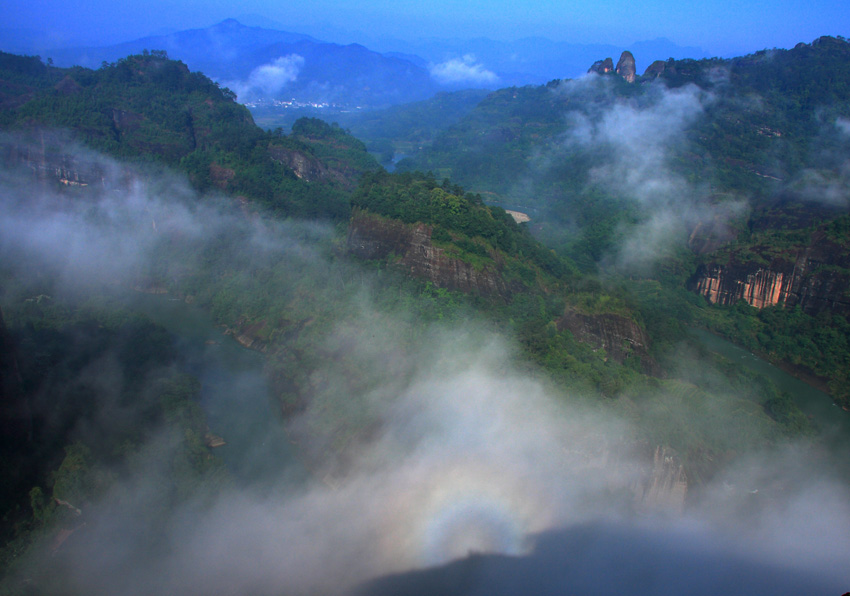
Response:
[[557, 308, 660, 375], [0, 130, 113, 188], [347, 211, 515, 299], [615, 51, 636, 83], [588, 57, 614, 75], [632, 445, 688, 512], [643, 60, 667, 78], [588, 52, 637, 82], [268, 145, 342, 186], [689, 232, 850, 316]]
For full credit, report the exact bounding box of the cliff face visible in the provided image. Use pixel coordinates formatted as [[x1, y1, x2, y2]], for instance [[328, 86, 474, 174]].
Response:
[[0, 131, 112, 188], [347, 211, 515, 299], [632, 445, 688, 512], [557, 308, 660, 375], [615, 51, 636, 83], [689, 232, 850, 316], [643, 60, 667, 79], [588, 57, 614, 74], [588, 52, 637, 82], [348, 210, 661, 371], [268, 145, 339, 185]]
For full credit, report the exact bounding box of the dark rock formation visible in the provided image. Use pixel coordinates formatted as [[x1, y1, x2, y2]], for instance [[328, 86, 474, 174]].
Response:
[[687, 218, 739, 255], [615, 51, 636, 83], [0, 130, 113, 188], [587, 57, 614, 74], [347, 211, 515, 299], [268, 145, 334, 184], [557, 308, 660, 375], [588, 53, 637, 82], [54, 75, 82, 96], [632, 445, 688, 511], [643, 59, 667, 78], [689, 232, 850, 316]]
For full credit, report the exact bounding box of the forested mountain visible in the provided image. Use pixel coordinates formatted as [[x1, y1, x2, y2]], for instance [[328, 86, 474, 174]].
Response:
[[402, 36, 850, 405], [0, 40, 848, 595], [0, 50, 380, 218], [43, 19, 443, 108]]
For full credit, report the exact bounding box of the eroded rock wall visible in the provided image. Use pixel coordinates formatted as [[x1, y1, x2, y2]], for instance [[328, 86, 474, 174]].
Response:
[[557, 308, 660, 375], [690, 233, 850, 316], [347, 211, 514, 299]]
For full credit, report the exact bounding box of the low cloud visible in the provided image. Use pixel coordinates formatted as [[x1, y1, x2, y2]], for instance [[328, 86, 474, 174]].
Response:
[[548, 77, 749, 273], [1, 134, 848, 595], [225, 54, 305, 101], [430, 55, 498, 86]]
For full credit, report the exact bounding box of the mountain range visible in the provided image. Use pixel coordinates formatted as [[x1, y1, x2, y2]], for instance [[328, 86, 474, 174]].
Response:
[[1, 30, 849, 595], [32, 19, 706, 108]]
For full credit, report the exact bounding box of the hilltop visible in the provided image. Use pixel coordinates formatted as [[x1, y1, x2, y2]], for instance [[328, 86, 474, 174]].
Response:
[[0, 50, 380, 218]]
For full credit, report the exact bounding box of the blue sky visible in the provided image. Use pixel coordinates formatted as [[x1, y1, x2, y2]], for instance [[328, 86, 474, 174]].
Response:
[[4, 0, 850, 57]]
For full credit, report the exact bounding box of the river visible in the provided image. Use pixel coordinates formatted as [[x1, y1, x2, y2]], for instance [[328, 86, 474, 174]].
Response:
[[129, 293, 306, 488], [690, 328, 850, 457]]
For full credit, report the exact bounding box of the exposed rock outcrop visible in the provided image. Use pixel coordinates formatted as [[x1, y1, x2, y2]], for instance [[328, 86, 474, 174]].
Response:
[[632, 445, 688, 512], [643, 60, 667, 79], [687, 218, 740, 255], [588, 57, 614, 74], [557, 308, 660, 375], [347, 211, 516, 299], [268, 145, 337, 184], [588, 53, 637, 82], [112, 108, 143, 133], [0, 130, 110, 188], [208, 162, 236, 190], [615, 51, 636, 83], [54, 75, 82, 96], [689, 232, 850, 316], [225, 318, 272, 353]]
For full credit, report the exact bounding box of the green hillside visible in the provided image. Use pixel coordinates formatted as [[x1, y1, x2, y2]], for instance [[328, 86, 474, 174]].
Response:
[[0, 50, 381, 219], [400, 37, 850, 404], [0, 44, 841, 590]]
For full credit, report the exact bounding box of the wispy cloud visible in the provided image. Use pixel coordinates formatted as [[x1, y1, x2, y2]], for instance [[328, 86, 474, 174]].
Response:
[[225, 54, 305, 101], [551, 76, 749, 272], [430, 54, 498, 86], [1, 134, 847, 595]]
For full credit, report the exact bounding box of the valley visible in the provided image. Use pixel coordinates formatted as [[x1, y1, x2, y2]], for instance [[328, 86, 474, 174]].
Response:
[[0, 24, 849, 596]]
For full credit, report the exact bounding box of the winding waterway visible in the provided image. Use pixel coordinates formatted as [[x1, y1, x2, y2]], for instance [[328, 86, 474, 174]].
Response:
[[690, 328, 850, 457], [129, 293, 306, 488]]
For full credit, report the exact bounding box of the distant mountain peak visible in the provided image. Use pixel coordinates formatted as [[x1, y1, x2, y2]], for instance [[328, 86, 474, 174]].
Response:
[[615, 51, 636, 82], [588, 51, 637, 82], [218, 18, 242, 25]]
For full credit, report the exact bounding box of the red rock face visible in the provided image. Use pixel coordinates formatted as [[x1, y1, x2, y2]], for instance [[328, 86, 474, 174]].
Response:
[[689, 233, 850, 316], [347, 211, 514, 299], [557, 308, 659, 375]]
